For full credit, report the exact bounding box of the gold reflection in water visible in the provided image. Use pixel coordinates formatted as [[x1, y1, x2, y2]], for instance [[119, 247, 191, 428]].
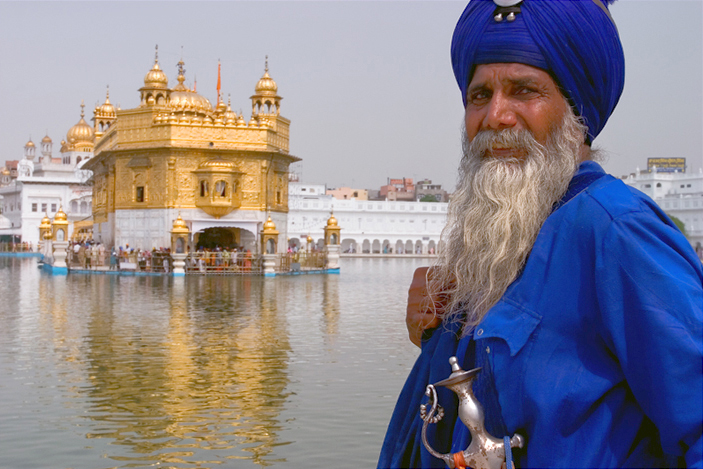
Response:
[[75, 275, 291, 467], [321, 275, 340, 341]]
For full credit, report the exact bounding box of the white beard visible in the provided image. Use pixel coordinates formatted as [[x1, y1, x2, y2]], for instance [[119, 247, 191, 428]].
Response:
[[432, 109, 587, 334]]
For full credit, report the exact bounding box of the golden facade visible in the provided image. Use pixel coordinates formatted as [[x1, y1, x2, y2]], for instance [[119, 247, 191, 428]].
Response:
[[85, 50, 300, 250]]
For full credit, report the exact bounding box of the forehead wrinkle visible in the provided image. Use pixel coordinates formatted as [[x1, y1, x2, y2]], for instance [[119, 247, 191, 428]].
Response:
[[468, 73, 545, 93]]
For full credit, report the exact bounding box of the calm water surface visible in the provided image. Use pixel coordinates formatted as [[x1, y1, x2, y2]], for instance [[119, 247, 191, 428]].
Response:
[[0, 257, 424, 469]]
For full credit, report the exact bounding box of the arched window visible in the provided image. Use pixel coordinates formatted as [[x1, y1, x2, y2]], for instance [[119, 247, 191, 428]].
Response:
[[215, 180, 227, 197], [200, 180, 209, 197], [330, 233, 338, 245], [266, 238, 276, 254]]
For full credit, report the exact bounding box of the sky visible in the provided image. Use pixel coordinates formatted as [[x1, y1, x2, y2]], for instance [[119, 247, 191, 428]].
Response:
[[0, 1, 701, 191]]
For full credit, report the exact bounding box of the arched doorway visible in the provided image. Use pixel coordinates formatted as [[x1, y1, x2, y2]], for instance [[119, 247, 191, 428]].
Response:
[[196, 226, 257, 251], [196, 227, 236, 250]]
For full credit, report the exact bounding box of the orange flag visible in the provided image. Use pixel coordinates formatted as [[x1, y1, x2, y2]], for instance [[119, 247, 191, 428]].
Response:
[[216, 60, 221, 105]]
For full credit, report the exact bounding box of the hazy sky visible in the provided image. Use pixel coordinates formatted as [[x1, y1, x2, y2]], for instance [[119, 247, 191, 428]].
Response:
[[0, 1, 701, 190]]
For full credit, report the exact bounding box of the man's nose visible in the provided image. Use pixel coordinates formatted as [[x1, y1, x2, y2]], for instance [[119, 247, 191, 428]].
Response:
[[482, 92, 517, 130]]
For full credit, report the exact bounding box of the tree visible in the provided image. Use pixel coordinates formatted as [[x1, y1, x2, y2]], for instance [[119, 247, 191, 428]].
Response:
[[667, 214, 688, 237], [419, 194, 439, 203]]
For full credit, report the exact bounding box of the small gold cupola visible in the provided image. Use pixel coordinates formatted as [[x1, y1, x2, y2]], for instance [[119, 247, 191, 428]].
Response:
[[170, 214, 191, 254], [39, 214, 53, 240], [52, 206, 69, 242], [324, 209, 341, 245], [261, 214, 279, 254], [144, 45, 168, 88], [251, 56, 282, 118], [94, 86, 117, 138], [140, 45, 170, 107], [24, 139, 36, 161]]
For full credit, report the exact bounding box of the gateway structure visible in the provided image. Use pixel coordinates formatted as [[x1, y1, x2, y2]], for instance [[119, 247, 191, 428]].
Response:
[[85, 50, 299, 252]]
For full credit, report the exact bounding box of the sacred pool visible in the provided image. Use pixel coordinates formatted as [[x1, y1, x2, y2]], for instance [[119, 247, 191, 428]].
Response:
[[0, 257, 423, 469]]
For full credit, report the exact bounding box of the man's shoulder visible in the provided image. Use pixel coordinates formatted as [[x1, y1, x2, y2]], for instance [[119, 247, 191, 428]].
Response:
[[575, 171, 665, 224], [547, 168, 682, 248]]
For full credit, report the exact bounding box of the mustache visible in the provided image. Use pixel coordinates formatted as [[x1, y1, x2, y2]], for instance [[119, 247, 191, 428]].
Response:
[[463, 128, 542, 160]]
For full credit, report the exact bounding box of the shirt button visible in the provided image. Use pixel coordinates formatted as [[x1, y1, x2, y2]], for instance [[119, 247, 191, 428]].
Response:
[[476, 328, 484, 336], [486, 346, 490, 354]]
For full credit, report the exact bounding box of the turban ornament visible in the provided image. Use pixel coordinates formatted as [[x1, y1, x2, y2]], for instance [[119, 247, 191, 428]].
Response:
[[451, 0, 625, 143]]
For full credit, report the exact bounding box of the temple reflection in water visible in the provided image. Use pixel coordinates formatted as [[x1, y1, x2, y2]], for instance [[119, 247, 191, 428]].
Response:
[[29, 270, 318, 466]]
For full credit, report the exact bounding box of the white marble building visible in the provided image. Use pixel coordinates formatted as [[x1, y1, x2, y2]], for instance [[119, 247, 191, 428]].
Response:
[[0, 104, 95, 247], [287, 182, 447, 254], [622, 166, 703, 251]]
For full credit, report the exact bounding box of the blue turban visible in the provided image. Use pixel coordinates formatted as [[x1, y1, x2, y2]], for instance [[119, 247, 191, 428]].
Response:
[[451, 0, 625, 143]]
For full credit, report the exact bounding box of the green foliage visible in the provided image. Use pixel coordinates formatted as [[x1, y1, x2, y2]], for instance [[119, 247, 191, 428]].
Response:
[[419, 194, 439, 203], [667, 214, 688, 236]]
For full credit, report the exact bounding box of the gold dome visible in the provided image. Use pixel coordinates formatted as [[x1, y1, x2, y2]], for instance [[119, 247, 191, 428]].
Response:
[[25, 140, 35, 148], [66, 102, 95, 144], [41, 135, 52, 143], [255, 58, 278, 96], [97, 87, 116, 118], [169, 60, 212, 113], [39, 215, 52, 229], [326, 213, 338, 227], [54, 206, 68, 223], [225, 110, 237, 124], [216, 100, 227, 114], [1, 167, 10, 176], [144, 47, 168, 88], [171, 214, 190, 234], [263, 216, 277, 232]]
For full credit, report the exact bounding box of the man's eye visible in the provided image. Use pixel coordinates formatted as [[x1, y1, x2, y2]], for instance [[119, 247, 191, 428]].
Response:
[[515, 87, 537, 96], [469, 91, 490, 103]]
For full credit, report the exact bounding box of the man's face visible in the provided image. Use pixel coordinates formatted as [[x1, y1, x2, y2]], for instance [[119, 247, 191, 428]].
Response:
[[464, 63, 568, 159]]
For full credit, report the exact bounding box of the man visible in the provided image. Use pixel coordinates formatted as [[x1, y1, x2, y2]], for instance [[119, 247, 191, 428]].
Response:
[[379, 1, 702, 468]]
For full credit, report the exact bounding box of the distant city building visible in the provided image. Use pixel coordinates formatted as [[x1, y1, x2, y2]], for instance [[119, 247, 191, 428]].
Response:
[[0, 106, 94, 245], [415, 179, 449, 202], [367, 189, 382, 201], [4, 161, 18, 180], [622, 164, 703, 251], [380, 177, 415, 201], [288, 182, 446, 254], [327, 187, 368, 200]]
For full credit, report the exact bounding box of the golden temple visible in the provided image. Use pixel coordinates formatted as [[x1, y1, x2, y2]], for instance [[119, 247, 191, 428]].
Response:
[[84, 48, 300, 251]]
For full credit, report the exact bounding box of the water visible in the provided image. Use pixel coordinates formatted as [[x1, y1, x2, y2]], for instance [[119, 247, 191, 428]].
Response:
[[0, 257, 425, 469]]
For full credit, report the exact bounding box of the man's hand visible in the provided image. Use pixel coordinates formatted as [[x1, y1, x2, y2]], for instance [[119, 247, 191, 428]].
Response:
[[406, 266, 446, 348]]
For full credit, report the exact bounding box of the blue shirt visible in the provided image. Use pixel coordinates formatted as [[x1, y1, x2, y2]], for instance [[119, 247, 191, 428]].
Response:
[[378, 161, 703, 468]]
